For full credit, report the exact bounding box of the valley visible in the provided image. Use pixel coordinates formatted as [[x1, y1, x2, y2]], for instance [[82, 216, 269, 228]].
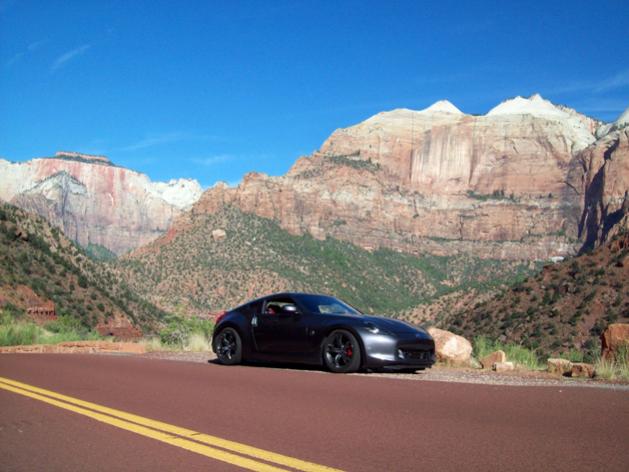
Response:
[[0, 95, 628, 363]]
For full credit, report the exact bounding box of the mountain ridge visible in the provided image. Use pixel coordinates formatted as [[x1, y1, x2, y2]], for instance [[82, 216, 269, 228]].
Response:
[[0, 202, 169, 330], [0, 153, 203, 254], [1, 95, 626, 260], [188, 95, 627, 261]]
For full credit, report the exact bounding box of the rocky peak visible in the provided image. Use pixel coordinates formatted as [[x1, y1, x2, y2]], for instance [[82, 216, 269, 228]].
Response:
[[0, 153, 203, 254], [53, 151, 115, 166], [419, 100, 464, 115], [487, 94, 567, 118], [27, 171, 88, 196], [193, 94, 628, 261], [595, 105, 629, 139], [616, 106, 629, 127]]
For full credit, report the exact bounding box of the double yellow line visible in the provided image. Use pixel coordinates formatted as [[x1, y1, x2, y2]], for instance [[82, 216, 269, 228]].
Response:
[[0, 376, 343, 472]]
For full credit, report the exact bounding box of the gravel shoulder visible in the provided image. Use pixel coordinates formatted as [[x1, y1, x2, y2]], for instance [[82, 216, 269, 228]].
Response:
[[139, 351, 629, 390]]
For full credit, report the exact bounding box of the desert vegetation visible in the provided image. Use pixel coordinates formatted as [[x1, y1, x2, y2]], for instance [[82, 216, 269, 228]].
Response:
[[431, 231, 629, 362], [0, 203, 170, 331], [119, 206, 535, 316], [0, 304, 101, 347]]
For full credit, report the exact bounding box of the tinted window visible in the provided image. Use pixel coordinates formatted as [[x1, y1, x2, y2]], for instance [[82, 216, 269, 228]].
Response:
[[298, 295, 361, 316], [264, 296, 297, 314], [242, 300, 263, 316]]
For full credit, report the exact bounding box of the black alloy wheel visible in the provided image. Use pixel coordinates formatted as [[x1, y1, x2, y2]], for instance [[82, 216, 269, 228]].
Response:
[[323, 329, 361, 373], [213, 327, 242, 365]]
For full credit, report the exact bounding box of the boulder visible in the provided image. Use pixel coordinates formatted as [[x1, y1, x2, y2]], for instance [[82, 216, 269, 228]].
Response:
[[493, 361, 515, 373], [480, 350, 506, 369], [427, 327, 473, 365], [600, 323, 629, 361], [547, 358, 573, 376], [211, 229, 227, 242], [571, 362, 595, 378]]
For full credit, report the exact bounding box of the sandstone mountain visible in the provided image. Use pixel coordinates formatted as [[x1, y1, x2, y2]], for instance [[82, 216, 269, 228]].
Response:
[[0, 151, 202, 254], [197, 96, 627, 260], [568, 127, 629, 250], [0, 203, 169, 330], [119, 206, 535, 315]]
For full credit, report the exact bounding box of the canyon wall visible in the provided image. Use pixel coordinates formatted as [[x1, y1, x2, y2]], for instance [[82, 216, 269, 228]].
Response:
[[187, 95, 625, 260], [0, 153, 202, 254]]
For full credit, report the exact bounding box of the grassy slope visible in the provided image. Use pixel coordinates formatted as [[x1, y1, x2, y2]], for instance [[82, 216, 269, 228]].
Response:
[[0, 203, 169, 331], [119, 207, 535, 315], [437, 231, 629, 361]]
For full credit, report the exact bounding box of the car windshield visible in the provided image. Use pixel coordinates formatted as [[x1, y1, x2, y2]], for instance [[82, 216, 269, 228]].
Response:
[[298, 295, 361, 316]]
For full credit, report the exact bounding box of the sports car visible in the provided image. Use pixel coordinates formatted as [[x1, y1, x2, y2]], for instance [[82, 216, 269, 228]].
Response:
[[211, 292, 435, 373]]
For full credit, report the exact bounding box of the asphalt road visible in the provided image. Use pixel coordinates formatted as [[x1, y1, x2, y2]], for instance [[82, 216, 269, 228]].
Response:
[[1, 354, 628, 472]]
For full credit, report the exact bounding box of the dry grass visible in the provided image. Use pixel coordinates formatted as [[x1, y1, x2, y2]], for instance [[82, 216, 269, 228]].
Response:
[[185, 333, 211, 352], [141, 332, 211, 352], [594, 345, 629, 381], [142, 336, 166, 352]]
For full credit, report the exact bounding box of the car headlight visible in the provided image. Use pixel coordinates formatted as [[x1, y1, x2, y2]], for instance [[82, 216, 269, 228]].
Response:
[[363, 322, 393, 335]]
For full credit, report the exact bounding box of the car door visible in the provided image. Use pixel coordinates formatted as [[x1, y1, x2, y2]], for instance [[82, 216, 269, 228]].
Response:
[[252, 295, 307, 355]]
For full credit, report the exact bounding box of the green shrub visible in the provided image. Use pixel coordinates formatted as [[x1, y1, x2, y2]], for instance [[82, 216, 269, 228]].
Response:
[[595, 346, 629, 381], [473, 335, 542, 370], [0, 322, 39, 346], [159, 316, 214, 350]]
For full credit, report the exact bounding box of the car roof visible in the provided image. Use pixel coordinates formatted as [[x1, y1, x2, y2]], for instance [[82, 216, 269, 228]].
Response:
[[231, 292, 334, 311]]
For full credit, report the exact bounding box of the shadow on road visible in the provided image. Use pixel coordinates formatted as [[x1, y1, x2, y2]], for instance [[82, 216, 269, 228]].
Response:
[[207, 358, 423, 376]]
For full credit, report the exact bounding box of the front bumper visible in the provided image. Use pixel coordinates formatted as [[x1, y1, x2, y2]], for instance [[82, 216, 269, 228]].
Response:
[[360, 331, 436, 369]]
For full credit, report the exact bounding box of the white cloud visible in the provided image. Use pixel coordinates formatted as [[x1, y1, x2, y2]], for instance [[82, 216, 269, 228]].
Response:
[[547, 69, 629, 96], [28, 39, 48, 52], [119, 132, 222, 152], [5, 39, 48, 68], [119, 132, 186, 151], [190, 155, 232, 166], [51, 44, 91, 72], [5, 52, 24, 67], [594, 69, 629, 93]]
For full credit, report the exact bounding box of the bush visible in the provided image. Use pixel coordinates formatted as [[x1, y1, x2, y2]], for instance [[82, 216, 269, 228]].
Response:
[[0, 310, 102, 347], [45, 314, 86, 334], [595, 346, 629, 381], [473, 335, 542, 370], [158, 317, 214, 350], [0, 322, 39, 346]]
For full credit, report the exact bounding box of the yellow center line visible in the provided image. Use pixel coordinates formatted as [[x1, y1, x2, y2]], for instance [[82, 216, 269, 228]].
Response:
[[0, 376, 344, 472]]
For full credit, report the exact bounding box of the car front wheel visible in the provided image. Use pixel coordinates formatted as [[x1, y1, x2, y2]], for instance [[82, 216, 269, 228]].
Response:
[[322, 329, 361, 373], [213, 327, 242, 365]]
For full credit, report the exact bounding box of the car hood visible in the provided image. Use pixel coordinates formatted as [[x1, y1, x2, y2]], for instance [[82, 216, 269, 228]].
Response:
[[362, 315, 431, 337]]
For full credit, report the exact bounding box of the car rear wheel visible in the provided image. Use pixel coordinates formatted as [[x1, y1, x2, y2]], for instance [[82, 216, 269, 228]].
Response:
[[213, 327, 242, 365], [322, 329, 361, 373]]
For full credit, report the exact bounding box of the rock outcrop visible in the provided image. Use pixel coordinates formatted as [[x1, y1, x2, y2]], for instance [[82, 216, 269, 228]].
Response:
[[0, 152, 202, 254], [480, 350, 506, 369], [493, 361, 515, 373], [426, 327, 473, 365], [570, 362, 595, 378], [568, 126, 629, 250], [547, 358, 573, 376], [600, 323, 629, 361], [193, 95, 626, 260]]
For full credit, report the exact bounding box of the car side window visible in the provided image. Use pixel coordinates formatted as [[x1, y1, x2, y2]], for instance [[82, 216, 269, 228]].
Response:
[[263, 296, 297, 315]]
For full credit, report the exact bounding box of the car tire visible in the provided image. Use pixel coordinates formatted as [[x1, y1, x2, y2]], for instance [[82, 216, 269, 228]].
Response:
[[322, 329, 361, 373], [213, 327, 242, 365]]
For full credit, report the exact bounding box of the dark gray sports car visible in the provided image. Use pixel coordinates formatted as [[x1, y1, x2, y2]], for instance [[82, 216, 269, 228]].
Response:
[[211, 292, 435, 373]]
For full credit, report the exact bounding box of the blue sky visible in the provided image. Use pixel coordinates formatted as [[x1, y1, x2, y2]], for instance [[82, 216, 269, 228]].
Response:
[[1, 0, 628, 187]]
